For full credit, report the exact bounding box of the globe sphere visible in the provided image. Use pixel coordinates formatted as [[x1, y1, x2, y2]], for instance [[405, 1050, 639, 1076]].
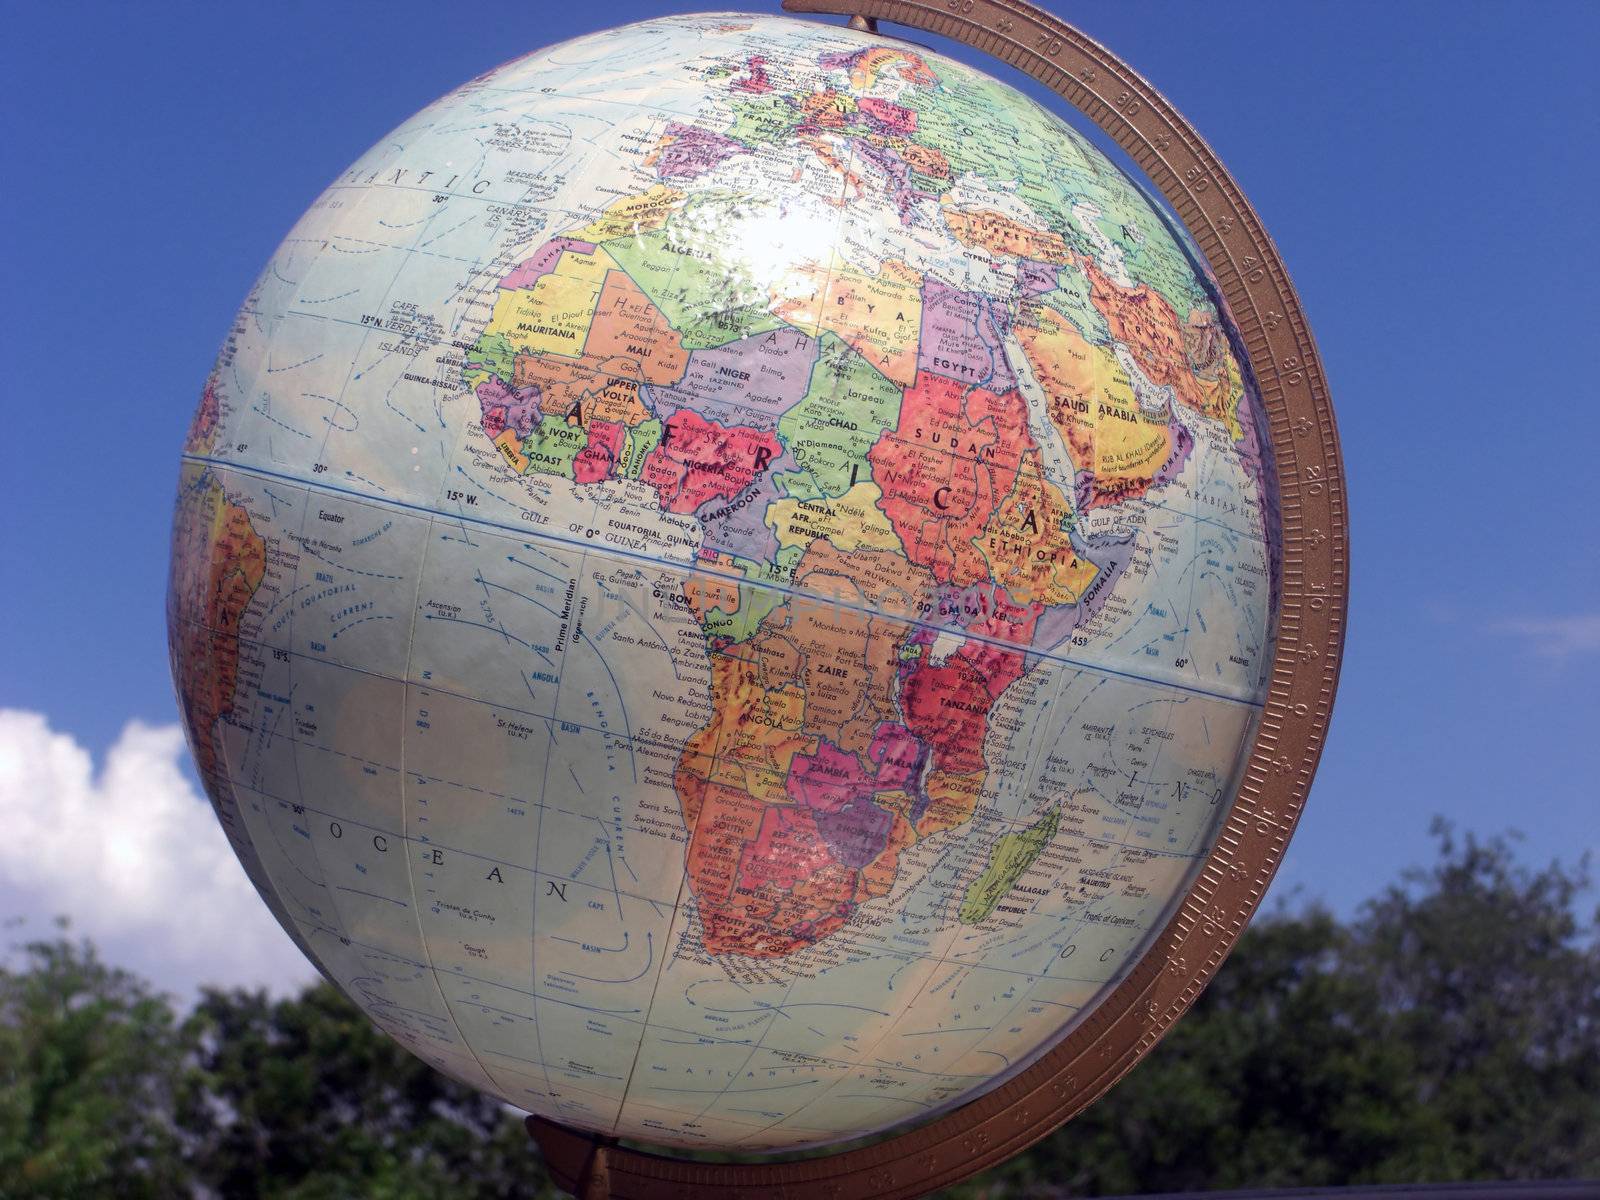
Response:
[[169, 12, 1278, 1152]]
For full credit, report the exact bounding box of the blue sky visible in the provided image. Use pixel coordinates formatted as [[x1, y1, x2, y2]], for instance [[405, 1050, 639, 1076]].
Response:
[[1, 1, 1596, 993]]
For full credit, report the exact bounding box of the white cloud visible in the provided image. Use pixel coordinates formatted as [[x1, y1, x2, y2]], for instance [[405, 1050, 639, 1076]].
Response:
[[0, 708, 316, 1000], [1492, 612, 1600, 660]]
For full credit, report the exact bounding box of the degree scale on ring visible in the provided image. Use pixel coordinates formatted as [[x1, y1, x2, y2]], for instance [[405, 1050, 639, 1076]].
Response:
[[527, 1, 1348, 1196]]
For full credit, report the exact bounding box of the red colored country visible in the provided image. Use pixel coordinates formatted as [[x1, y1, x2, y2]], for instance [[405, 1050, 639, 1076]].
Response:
[[739, 805, 839, 893], [868, 372, 1033, 586], [641, 410, 780, 514], [169, 473, 267, 785], [572, 418, 625, 483], [732, 54, 773, 93], [900, 638, 1025, 776]]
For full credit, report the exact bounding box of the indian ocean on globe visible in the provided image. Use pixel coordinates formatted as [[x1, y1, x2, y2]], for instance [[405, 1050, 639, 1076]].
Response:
[[169, 12, 1277, 1152]]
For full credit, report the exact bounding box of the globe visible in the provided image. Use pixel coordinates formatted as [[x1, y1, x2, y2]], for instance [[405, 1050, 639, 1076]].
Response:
[[169, 11, 1278, 1154]]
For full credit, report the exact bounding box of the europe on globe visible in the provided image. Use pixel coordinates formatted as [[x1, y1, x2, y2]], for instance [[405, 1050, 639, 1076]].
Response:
[[170, 11, 1278, 1154]]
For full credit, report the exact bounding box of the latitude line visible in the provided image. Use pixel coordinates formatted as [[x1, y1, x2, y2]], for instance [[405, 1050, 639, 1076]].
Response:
[[178, 607, 1228, 864], [182, 452, 1265, 709], [247, 301, 1269, 548]]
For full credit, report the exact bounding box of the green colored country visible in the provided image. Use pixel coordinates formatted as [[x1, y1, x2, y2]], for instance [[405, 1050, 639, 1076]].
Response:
[[1074, 195, 1210, 318], [774, 333, 902, 501], [702, 547, 802, 644], [958, 806, 1060, 925], [619, 419, 661, 480], [903, 83, 1091, 230], [603, 195, 788, 350], [901, 75, 1207, 316], [703, 590, 783, 644], [464, 330, 516, 389], [520, 414, 586, 478], [906, 163, 954, 199], [1035, 270, 1111, 345]]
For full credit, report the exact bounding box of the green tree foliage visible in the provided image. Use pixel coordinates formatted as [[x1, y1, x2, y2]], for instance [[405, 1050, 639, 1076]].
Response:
[[179, 983, 556, 1199], [0, 923, 189, 1198], [0, 935, 555, 1199], [949, 825, 1599, 1197], [0, 827, 1594, 1198]]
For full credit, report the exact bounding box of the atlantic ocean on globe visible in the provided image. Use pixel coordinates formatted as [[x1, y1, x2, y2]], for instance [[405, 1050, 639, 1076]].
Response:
[[170, 12, 1278, 1152]]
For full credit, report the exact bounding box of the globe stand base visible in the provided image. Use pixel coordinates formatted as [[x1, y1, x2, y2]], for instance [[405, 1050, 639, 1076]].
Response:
[[527, 1117, 616, 1199]]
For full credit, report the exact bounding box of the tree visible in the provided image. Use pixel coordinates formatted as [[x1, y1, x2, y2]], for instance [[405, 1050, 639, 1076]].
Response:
[[949, 825, 1599, 1196], [179, 982, 556, 1199], [0, 928, 557, 1199], [2, 828, 1593, 1198], [1350, 822, 1600, 1180], [0, 922, 190, 1198]]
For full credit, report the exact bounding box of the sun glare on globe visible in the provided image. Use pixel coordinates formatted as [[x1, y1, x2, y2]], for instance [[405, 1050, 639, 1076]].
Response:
[[169, 11, 1278, 1154]]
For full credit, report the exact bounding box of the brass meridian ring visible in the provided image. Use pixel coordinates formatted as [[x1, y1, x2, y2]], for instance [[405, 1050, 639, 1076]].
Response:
[[529, 2, 1348, 1195]]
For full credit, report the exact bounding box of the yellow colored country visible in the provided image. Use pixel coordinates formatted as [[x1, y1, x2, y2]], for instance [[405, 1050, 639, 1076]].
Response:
[[767, 481, 903, 555], [1017, 305, 1176, 486], [492, 428, 530, 473], [575, 185, 685, 243], [978, 454, 1099, 607], [484, 243, 615, 359], [773, 259, 923, 388]]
